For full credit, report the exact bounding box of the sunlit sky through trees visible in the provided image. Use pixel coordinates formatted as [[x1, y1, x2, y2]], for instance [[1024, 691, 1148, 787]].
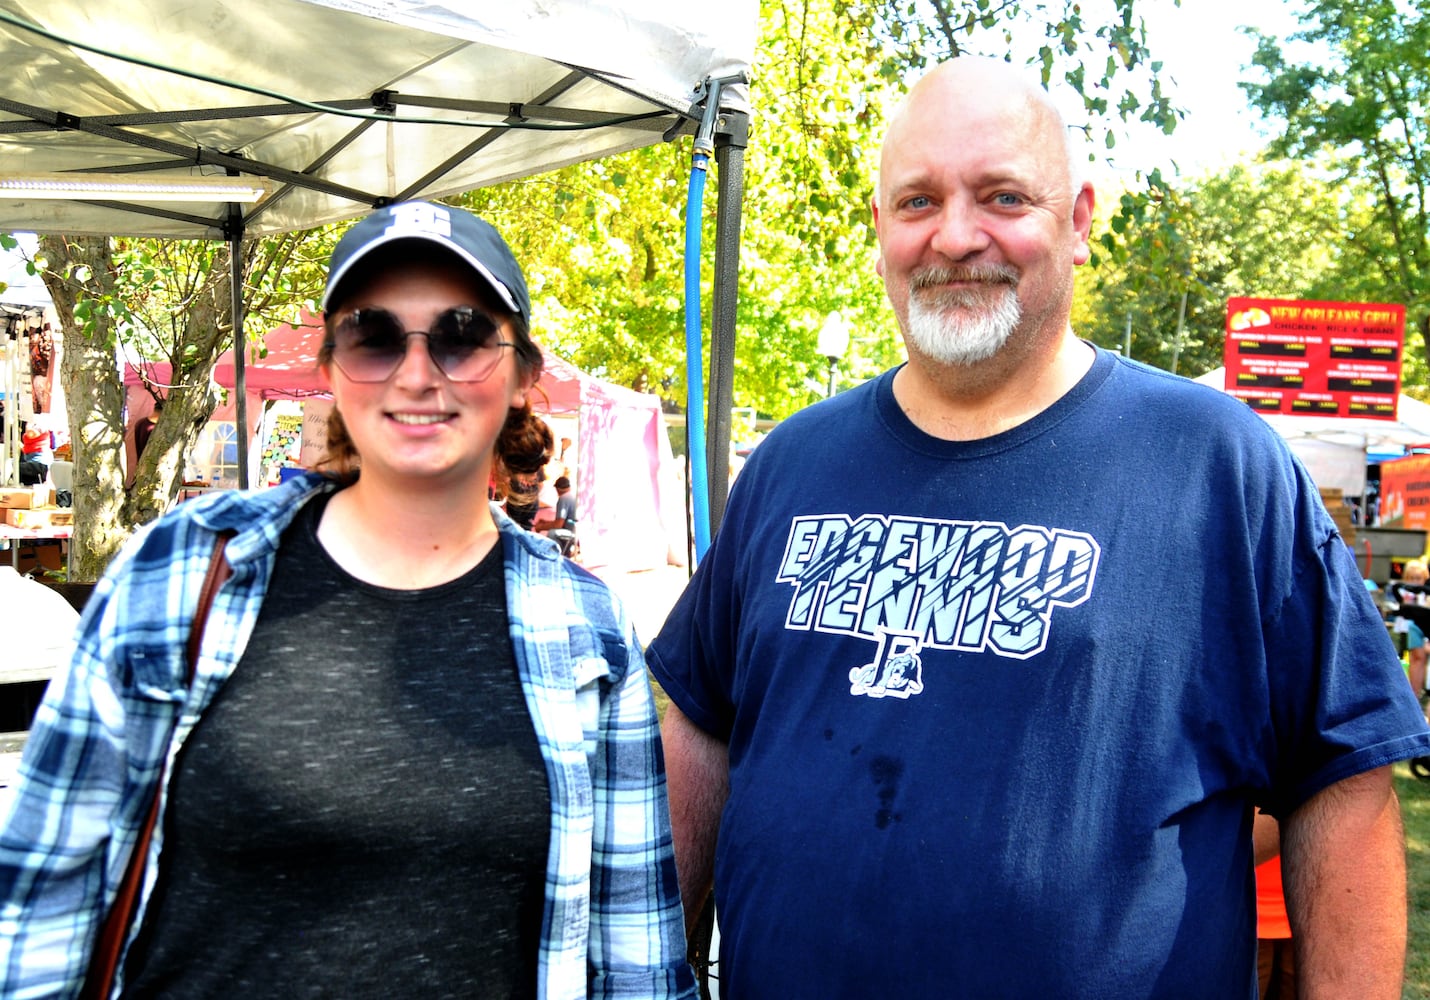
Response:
[[1058, 0, 1315, 190]]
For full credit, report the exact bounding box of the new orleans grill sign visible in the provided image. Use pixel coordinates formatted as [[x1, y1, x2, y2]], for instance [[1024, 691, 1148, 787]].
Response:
[[1224, 296, 1406, 420]]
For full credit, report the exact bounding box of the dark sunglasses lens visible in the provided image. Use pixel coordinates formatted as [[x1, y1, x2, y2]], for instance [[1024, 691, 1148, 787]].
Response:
[[335, 310, 406, 381], [429, 309, 505, 382], [332, 307, 508, 382]]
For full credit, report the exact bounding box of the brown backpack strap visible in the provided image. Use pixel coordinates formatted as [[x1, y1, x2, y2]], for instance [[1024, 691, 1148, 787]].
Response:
[[79, 530, 232, 1000], [184, 533, 233, 679]]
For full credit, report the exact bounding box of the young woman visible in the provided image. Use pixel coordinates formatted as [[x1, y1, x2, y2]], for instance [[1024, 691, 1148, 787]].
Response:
[[0, 201, 695, 1000]]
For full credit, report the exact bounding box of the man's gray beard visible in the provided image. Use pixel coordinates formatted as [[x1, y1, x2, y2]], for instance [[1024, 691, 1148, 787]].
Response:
[[905, 276, 1023, 366]]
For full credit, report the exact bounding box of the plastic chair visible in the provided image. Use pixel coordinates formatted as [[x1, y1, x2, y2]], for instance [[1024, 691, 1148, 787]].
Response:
[[49, 460, 72, 489]]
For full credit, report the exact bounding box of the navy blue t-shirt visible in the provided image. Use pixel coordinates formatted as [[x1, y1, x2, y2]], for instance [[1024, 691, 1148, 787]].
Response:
[[649, 348, 1430, 999]]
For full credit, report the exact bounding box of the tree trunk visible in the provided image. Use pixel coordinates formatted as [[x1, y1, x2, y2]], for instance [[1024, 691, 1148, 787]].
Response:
[[38, 237, 232, 581], [39, 235, 130, 582], [122, 274, 229, 525]]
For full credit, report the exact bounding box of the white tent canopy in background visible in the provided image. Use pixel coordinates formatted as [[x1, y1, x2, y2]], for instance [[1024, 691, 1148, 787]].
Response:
[[1192, 367, 1430, 495]]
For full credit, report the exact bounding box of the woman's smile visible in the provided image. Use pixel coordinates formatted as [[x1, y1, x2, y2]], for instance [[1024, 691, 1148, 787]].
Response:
[[390, 411, 452, 426]]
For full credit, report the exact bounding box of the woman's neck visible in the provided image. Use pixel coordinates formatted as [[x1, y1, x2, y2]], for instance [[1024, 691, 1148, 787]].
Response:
[[316, 474, 500, 589]]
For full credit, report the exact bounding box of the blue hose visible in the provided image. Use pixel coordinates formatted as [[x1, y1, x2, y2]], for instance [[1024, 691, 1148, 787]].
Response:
[[684, 153, 712, 561]]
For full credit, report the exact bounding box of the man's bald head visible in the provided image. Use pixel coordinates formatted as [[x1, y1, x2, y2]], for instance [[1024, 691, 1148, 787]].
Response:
[[878, 57, 1082, 209], [870, 55, 1096, 374]]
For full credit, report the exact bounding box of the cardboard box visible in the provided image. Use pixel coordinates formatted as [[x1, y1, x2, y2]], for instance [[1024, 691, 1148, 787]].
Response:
[[3, 507, 74, 529], [12, 540, 64, 577], [1318, 487, 1357, 545], [0, 488, 34, 509]]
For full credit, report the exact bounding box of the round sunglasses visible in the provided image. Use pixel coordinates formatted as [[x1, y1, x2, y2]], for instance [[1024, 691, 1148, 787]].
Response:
[[327, 306, 516, 383]]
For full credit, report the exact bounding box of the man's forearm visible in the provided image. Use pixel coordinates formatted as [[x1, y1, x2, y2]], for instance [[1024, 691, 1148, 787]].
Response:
[[1282, 765, 1406, 999], [661, 702, 729, 935]]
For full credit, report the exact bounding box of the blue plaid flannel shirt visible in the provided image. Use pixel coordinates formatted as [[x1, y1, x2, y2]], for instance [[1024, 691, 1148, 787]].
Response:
[[0, 474, 695, 999]]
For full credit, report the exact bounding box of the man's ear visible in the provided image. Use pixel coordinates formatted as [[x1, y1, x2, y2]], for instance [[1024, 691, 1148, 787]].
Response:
[[1072, 182, 1096, 267], [871, 193, 886, 278]]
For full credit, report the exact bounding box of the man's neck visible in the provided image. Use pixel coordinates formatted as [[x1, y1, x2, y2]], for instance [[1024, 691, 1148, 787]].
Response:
[[891, 329, 1094, 441]]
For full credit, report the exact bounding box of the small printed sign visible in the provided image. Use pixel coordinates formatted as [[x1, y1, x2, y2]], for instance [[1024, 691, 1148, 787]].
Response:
[[1224, 297, 1405, 420]]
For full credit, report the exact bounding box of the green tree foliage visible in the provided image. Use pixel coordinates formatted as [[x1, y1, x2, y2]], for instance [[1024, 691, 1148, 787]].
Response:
[[1078, 162, 1389, 381], [859, 0, 1180, 148], [1242, 0, 1430, 378], [460, 0, 899, 419]]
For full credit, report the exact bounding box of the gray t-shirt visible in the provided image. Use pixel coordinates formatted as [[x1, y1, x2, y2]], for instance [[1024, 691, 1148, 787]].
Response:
[[125, 496, 551, 999]]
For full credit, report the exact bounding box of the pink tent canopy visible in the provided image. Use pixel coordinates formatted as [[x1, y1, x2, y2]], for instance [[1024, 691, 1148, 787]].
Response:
[[124, 312, 684, 570]]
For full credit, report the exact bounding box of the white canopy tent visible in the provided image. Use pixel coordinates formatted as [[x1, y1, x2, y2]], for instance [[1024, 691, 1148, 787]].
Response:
[[0, 0, 755, 522], [0, 1, 753, 238], [1192, 367, 1430, 495]]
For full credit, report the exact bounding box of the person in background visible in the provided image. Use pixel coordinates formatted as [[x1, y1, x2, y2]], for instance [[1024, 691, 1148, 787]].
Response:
[[544, 436, 574, 486], [649, 57, 1430, 998], [1389, 558, 1430, 711], [0, 200, 694, 999], [133, 398, 163, 461], [18, 415, 51, 486], [534, 475, 578, 556], [1253, 810, 1294, 999]]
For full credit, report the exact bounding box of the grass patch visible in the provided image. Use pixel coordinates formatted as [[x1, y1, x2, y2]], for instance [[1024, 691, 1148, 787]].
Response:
[[650, 675, 671, 721]]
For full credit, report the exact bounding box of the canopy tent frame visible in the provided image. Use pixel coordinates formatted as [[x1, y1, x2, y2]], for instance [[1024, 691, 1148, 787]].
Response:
[[0, 1, 753, 525], [706, 115, 748, 532], [0, 80, 689, 239]]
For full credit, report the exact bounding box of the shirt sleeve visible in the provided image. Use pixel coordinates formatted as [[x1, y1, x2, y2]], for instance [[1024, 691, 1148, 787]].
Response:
[[0, 514, 204, 998], [646, 461, 761, 742], [0, 564, 156, 997], [584, 591, 697, 1000], [1260, 476, 1430, 817]]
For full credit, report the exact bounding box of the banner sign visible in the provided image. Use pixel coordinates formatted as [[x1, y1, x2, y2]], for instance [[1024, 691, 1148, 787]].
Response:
[[299, 398, 333, 470], [260, 412, 304, 486], [1224, 297, 1405, 420], [1379, 453, 1430, 530]]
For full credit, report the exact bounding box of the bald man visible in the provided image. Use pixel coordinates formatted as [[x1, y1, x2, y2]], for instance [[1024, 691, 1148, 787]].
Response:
[[649, 58, 1429, 998]]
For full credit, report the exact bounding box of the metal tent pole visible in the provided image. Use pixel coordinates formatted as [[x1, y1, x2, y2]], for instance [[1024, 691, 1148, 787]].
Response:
[[705, 110, 748, 535], [225, 202, 250, 489]]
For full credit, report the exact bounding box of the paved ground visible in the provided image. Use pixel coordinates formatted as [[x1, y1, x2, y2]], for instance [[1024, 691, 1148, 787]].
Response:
[[591, 562, 693, 646]]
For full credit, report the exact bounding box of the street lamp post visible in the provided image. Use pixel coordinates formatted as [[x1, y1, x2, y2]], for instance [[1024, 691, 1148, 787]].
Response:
[[817, 311, 851, 398]]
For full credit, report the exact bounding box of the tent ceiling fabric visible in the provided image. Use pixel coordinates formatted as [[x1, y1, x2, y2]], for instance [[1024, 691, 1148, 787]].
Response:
[[0, 0, 755, 238]]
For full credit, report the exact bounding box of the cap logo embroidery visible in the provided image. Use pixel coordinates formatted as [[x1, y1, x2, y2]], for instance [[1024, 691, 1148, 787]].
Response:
[[383, 202, 452, 239]]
